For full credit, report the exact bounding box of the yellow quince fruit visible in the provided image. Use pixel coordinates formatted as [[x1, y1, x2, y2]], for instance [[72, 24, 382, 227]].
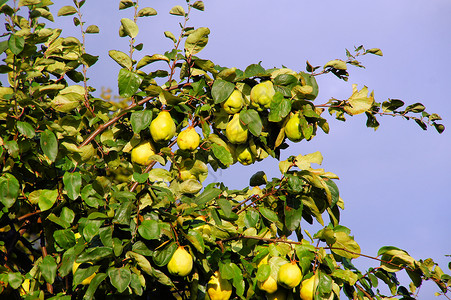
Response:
[[177, 127, 200, 150], [250, 81, 275, 110], [150, 110, 176, 143], [278, 262, 302, 289], [167, 246, 193, 277], [225, 113, 248, 144], [131, 140, 156, 165], [223, 89, 245, 114], [207, 271, 233, 300]]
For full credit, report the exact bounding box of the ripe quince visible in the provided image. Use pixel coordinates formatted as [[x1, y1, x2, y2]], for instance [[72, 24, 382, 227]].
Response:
[[223, 89, 244, 114], [250, 81, 275, 110], [167, 246, 193, 277], [150, 111, 176, 143], [225, 113, 248, 144], [207, 271, 233, 300], [177, 127, 200, 150], [284, 113, 303, 142], [236, 144, 255, 165], [257, 275, 278, 294], [299, 274, 318, 300], [278, 262, 302, 289], [131, 140, 156, 165]]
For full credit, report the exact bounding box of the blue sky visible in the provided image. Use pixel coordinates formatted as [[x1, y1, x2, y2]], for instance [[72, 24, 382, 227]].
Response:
[[7, 0, 451, 297]]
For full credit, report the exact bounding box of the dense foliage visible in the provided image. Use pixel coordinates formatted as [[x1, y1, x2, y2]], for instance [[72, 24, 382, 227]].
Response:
[[0, 1, 449, 299]]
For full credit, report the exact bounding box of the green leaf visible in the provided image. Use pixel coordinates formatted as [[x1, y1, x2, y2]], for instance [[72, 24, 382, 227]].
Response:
[[17, 121, 36, 138], [38, 189, 58, 211], [184, 27, 210, 56], [192, 1, 205, 11], [249, 171, 267, 186], [244, 209, 259, 228], [331, 269, 358, 285], [217, 198, 233, 218], [63, 172, 82, 200], [269, 92, 291, 122], [0, 173, 19, 208], [8, 35, 25, 55], [284, 200, 302, 231], [243, 63, 266, 78], [256, 264, 270, 281], [138, 220, 161, 240], [324, 59, 347, 70], [57, 6, 78, 17], [113, 201, 133, 225], [331, 232, 361, 259], [81, 53, 99, 67], [239, 109, 262, 136], [169, 5, 185, 16], [119, 0, 134, 10], [153, 242, 177, 267], [53, 229, 76, 250], [259, 207, 279, 223], [83, 273, 108, 300], [39, 255, 57, 284], [211, 144, 233, 166], [136, 54, 170, 69], [211, 79, 235, 104], [120, 18, 139, 38], [130, 110, 152, 133], [108, 267, 131, 293], [77, 247, 113, 263], [85, 25, 99, 34], [195, 187, 222, 206], [138, 7, 157, 17], [186, 230, 205, 253], [118, 68, 143, 98], [40, 129, 58, 162], [126, 252, 153, 275], [366, 48, 383, 56], [7, 273, 23, 290], [109, 50, 132, 69], [164, 31, 177, 43]]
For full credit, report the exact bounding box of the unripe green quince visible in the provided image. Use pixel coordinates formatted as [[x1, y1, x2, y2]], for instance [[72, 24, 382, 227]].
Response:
[[225, 113, 248, 144], [223, 90, 244, 114], [250, 81, 275, 110], [236, 144, 255, 165], [167, 246, 193, 277], [278, 262, 302, 289], [284, 113, 303, 142], [150, 111, 176, 143], [177, 127, 200, 150], [131, 141, 156, 165]]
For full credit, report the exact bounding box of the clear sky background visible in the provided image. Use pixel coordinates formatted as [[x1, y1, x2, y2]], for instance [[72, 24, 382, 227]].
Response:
[[7, 0, 451, 297]]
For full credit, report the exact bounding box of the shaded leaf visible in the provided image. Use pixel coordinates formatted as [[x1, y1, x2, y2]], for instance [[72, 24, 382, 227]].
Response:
[[39, 255, 57, 284], [40, 129, 58, 162], [0, 173, 19, 209], [108, 267, 131, 293]]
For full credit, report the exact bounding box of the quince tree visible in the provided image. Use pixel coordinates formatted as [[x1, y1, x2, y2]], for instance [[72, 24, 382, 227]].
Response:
[[0, 1, 448, 299]]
